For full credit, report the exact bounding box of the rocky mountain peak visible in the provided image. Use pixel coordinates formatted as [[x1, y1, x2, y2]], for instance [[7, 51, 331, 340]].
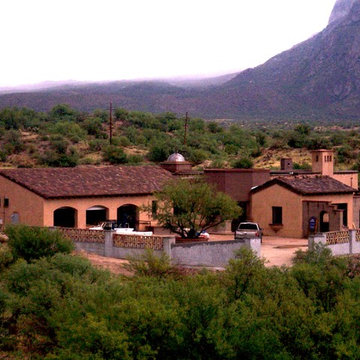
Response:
[[329, 0, 358, 24]]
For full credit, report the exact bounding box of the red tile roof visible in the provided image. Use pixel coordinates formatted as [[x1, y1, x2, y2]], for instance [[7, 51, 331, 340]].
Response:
[[0, 166, 173, 199], [251, 175, 356, 195]]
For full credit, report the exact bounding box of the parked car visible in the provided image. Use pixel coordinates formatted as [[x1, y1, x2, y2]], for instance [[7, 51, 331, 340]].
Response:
[[89, 221, 152, 236], [234, 222, 262, 242]]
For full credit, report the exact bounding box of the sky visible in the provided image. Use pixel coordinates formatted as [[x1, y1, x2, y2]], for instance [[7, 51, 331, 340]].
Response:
[[0, 0, 337, 88]]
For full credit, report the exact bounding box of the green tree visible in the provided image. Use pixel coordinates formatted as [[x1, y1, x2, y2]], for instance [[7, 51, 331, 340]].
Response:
[[148, 179, 241, 238]]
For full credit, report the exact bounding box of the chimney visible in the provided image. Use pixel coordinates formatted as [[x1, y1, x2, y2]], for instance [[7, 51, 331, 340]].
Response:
[[311, 150, 334, 176], [280, 158, 293, 171]]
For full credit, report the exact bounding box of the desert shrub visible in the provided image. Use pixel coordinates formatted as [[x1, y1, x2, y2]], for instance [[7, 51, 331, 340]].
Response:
[[5, 225, 74, 262], [293, 161, 311, 170], [82, 117, 104, 137], [127, 154, 143, 164], [42, 147, 79, 167], [147, 143, 171, 162], [0, 244, 14, 271], [337, 145, 355, 164], [3, 129, 24, 154], [125, 249, 175, 278], [88, 138, 106, 152], [232, 156, 253, 169], [0, 150, 7, 162], [187, 149, 208, 165], [102, 145, 128, 164]]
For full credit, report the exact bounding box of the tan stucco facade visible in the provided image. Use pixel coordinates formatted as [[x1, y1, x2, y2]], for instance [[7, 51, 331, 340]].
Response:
[[0, 174, 156, 229], [251, 183, 354, 238], [0, 175, 45, 227], [332, 173, 358, 190], [43, 195, 154, 229]]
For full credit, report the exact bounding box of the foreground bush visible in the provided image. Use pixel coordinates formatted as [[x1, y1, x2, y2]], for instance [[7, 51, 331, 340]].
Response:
[[5, 225, 74, 262], [1, 246, 360, 358]]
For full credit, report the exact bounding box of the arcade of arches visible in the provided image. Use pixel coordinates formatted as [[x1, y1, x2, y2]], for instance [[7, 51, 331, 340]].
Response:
[[52, 204, 142, 229], [45, 196, 153, 230]]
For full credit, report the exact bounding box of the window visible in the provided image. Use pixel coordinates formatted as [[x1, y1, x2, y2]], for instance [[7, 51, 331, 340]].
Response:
[[4, 198, 9, 208], [316, 155, 319, 162], [272, 207, 282, 225], [151, 200, 158, 217]]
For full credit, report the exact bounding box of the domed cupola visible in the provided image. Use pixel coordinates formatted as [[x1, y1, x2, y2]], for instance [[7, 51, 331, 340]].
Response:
[[160, 152, 193, 174]]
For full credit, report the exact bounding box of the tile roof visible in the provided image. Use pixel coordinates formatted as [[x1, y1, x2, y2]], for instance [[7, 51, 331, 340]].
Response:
[[0, 166, 174, 199], [251, 175, 356, 195]]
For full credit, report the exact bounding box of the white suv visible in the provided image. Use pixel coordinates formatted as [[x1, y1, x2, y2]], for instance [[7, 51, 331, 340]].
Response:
[[235, 222, 263, 243]]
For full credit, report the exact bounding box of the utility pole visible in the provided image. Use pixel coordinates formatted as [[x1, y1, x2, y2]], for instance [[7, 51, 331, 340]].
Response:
[[109, 102, 113, 145], [184, 112, 189, 145]]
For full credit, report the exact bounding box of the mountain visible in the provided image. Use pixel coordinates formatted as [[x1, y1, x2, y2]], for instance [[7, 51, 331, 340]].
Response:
[[0, 0, 360, 121]]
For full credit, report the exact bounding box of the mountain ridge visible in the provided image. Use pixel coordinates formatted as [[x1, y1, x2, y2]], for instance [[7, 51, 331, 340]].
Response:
[[0, 0, 359, 121]]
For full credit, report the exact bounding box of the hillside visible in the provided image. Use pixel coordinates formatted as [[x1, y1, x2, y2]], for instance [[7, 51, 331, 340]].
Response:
[[0, 106, 359, 175], [0, 0, 360, 121]]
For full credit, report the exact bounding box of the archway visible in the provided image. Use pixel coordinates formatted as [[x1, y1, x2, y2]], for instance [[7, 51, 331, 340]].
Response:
[[117, 204, 138, 229], [86, 205, 108, 226], [320, 211, 329, 232], [53, 207, 77, 228]]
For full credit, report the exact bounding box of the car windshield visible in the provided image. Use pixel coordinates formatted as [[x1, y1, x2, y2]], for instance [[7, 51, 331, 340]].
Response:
[[238, 223, 258, 230]]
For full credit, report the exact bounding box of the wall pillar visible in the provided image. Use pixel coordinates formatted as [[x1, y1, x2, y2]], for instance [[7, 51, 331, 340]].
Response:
[[308, 233, 326, 250], [108, 207, 117, 221], [350, 229, 356, 254], [162, 236, 176, 258], [77, 209, 87, 229], [104, 230, 115, 257]]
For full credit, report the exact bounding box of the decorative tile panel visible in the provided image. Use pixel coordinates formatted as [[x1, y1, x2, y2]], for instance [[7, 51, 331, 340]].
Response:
[[113, 234, 163, 250], [326, 231, 350, 245], [57, 228, 105, 243]]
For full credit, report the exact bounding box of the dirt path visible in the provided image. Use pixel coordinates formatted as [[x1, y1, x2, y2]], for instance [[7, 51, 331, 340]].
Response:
[[76, 251, 133, 276]]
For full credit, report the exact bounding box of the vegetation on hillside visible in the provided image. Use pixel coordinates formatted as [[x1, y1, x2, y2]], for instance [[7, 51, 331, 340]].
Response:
[[1, 226, 360, 358], [0, 105, 360, 170]]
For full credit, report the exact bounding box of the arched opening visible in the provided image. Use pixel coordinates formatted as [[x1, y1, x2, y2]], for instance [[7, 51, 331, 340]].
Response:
[[117, 204, 138, 229], [54, 207, 77, 228], [86, 205, 108, 226], [11, 212, 19, 224], [320, 211, 329, 232]]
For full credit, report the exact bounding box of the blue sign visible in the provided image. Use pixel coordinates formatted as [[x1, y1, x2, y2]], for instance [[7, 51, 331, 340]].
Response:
[[309, 217, 317, 231]]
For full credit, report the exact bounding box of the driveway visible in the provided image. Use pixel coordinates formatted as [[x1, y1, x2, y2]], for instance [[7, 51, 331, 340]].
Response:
[[209, 234, 308, 267], [261, 236, 308, 267]]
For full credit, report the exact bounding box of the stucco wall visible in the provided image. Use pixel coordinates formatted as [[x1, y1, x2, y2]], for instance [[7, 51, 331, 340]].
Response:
[[171, 239, 261, 267], [74, 233, 261, 268], [204, 169, 270, 202], [0, 175, 45, 226], [333, 173, 358, 190], [353, 196, 360, 229], [75, 242, 106, 256], [43, 195, 155, 228], [251, 184, 303, 238], [251, 184, 355, 238]]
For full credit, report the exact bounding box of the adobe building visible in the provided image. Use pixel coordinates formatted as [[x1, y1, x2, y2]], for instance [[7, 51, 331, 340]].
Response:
[[271, 149, 358, 189], [0, 166, 173, 229], [250, 176, 356, 238], [204, 168, 270, 230], [250, 150, 360, 238]]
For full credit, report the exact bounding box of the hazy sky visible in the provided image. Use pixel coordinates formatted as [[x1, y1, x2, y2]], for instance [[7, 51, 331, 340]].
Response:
[[1, 0, 336, 87]]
